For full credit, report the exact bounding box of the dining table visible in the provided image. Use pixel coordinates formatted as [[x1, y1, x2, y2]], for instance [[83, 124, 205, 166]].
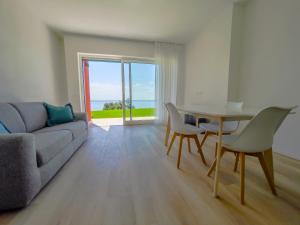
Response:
[[164, 104, 275, 198]]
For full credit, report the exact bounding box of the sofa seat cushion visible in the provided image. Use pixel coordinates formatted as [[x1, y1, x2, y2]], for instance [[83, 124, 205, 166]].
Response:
[[34, 130, 72, 167], [34, 121, 87, 139]]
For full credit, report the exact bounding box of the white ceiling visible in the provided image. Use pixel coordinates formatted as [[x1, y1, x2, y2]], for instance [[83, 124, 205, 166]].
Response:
[[26, 0, 233, 43]]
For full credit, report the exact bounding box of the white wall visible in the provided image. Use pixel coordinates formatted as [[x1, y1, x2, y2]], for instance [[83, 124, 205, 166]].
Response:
[[183, 5, 233, 106], [183, 0, 300, 159], [0, 0, 68, 104], [227, 4, 245, 101], [63, 34, 155, 111], [238, 0, 300, 159]]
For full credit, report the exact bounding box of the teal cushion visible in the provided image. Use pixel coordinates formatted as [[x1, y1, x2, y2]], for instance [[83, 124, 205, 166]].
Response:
[[0, 122, 10, 134], [44, 103, 75, 126]]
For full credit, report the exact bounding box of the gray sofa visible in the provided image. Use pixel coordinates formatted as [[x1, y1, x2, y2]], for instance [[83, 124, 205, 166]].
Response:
[[0, 102, 88, 210]]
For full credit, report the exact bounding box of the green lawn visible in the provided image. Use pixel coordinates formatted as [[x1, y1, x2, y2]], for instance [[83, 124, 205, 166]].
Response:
[[91, 108, 155, 119]]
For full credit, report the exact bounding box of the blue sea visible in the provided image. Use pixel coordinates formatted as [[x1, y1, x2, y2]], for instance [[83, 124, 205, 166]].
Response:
[[91, 100, 155, 111]]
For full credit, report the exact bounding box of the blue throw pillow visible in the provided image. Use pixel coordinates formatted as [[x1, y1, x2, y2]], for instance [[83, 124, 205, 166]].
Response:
[[44, 103, 75, 126], [0, 122, 10, 134]]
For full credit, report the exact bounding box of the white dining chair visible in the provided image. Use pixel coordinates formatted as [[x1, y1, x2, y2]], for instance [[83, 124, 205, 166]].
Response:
[[207, 106, 297, 204], [199, 101, 243, 171], [165, 103, 207, 168]]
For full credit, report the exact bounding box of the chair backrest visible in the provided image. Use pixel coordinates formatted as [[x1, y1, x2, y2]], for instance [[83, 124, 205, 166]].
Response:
[[230, 106, 297, 152], [165, 103, 185, 133], [226, 101, 243, 111], [223, 101, 244, 132]]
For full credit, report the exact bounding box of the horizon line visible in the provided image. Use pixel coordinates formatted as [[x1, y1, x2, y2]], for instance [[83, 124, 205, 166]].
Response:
[[91, 99, 156, 101]]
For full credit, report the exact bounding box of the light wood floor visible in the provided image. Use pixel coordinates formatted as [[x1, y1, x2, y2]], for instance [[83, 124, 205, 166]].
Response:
[[1, 124, 300, 225]]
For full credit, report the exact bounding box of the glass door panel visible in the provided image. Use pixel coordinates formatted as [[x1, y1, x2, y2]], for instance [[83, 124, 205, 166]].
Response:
[[122, 61, 156, 124], [131, 63, 156, 121]]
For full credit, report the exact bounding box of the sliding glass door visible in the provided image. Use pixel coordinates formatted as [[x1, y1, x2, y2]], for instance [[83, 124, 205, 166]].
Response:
[[81, 56, 156, 126], [122, 60, 156, 125]]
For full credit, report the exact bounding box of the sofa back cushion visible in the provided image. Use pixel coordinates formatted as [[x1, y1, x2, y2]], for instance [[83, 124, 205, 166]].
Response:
[[44, 103, 75, 126], [11, 102, 47, 132], [0, 103, 26, 133]]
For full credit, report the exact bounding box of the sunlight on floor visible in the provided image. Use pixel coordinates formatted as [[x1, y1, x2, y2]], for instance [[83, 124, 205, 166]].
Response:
[[92, 118, 123, 131], [92, 118, 123, 126], [92, 117, 156, 131]]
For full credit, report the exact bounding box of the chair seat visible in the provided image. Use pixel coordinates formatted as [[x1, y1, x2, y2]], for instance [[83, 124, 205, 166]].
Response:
[[200, 121, 238, 134], [34, 121, 87, 139], [181, 124, 205, 135], [221, 135, 266, 153], [221, 135, 239, 146]]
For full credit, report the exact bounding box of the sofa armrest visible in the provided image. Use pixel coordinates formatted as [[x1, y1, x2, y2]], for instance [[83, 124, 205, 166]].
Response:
[[74, 112, 88, 125], [0, 133, 41, 210]]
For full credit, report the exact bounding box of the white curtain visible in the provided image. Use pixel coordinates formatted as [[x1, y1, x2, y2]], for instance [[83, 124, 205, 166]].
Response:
[[155, 42, 182, 124]]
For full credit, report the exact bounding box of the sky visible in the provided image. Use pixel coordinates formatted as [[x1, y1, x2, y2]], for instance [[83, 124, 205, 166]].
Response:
[[89, 61, 156, 101]]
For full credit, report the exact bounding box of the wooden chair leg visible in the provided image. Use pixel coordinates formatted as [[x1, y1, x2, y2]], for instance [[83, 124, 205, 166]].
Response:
[[234, 153, 239, 172], [263, 149, 274, 182], [194, 135, 207, 165], [198, 131, 209, 152], [257, 152, 277, 195], [207, 149, 225, 176], [177, 135, 184, 169], [187, 138, 191, 153], [207, 160, 216, 177], [214, 142, 218, 157], [164, 115, 170, 147], [240, 153, 245, 204], [167, 133, 177, 155]]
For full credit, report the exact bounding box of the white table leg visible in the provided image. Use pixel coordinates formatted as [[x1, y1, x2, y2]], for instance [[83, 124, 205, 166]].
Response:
[[195, 115, 199, 127], [213, 117, 223, 197]]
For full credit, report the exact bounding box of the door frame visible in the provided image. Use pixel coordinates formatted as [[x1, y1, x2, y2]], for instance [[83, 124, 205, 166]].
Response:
[[77, 53, 156, 125]]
